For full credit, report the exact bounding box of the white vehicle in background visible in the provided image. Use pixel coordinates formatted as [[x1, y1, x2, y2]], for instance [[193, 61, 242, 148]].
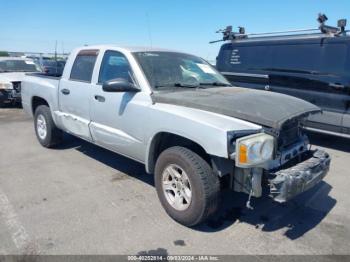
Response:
[[0, 57, 41, 107]]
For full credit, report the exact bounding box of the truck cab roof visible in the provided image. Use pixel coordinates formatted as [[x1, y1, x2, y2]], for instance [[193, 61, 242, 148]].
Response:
[[75, 45, 182, 54]]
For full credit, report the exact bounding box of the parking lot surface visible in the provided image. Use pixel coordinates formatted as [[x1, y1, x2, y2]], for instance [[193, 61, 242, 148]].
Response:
[[0, 108, 349, 255]]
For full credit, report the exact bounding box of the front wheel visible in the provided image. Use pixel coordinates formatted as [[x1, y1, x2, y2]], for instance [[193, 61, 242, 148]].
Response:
[[34, 105, 62, 148], [155, 146, 220, 226]]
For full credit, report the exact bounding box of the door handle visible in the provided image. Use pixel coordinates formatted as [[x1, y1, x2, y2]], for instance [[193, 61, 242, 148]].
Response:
[[94, 95, 105, 102], [329, 83, 345, 90], [61, 88, 70, 95]]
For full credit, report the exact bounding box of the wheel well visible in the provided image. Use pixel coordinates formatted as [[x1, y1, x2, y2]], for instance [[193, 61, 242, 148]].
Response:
[[32, 96, 49, 114], [147, 132, 211, 174]]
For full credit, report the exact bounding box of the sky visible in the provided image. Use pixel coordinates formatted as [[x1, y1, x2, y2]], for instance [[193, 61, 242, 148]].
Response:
[[1, 0, 349, 62]]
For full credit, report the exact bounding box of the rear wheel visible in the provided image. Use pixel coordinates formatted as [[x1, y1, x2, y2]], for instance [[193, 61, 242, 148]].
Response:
[[34, 105, 62, 148], [155, 146, 220, 226]]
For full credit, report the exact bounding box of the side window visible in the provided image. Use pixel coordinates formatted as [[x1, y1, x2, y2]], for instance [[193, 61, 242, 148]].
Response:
[[70, 50, 98, 82], [98, 50, 134, 83]]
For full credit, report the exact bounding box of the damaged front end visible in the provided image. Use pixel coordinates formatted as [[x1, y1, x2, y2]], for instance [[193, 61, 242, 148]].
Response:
[[231, 116, 331, 205], [269, 149, 330, 202]]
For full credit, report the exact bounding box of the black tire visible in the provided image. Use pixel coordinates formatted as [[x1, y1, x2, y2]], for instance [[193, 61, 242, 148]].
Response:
[[155, 146, 220, 226], [34, 105, 62, 148]]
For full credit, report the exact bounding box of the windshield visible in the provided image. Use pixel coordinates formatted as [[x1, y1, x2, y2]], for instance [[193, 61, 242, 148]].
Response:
[[133, 52, 231, 90], [0, 59, 41, 73]]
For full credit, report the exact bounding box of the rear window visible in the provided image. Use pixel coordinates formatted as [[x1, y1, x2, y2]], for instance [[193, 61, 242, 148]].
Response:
[[218, 42, 348, 76], [70, 50, 98, 82]]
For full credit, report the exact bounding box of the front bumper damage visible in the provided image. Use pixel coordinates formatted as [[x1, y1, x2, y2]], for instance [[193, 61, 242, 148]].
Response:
[[269, 149, 331, 202]]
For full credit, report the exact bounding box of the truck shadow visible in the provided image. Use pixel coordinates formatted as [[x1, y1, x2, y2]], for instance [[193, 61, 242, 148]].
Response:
[[55, 134, 154, 186], [56, 134, 336, 240], [197, 182, 336, 239]]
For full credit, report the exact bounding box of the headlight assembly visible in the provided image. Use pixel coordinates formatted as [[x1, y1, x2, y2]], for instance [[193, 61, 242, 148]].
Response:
[[0, 82, 13, 90], [235, 133, 274, 168]]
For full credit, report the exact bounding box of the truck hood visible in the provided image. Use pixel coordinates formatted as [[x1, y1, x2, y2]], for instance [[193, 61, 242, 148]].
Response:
[[0, 72, 27, 83], [151, 87, 321, 129]]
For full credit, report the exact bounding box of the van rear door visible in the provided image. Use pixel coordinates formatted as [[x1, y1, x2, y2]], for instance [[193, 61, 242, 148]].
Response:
[[341, 43, 350, 136], [216, 38, 349, 134], [267, 39, 348, 133], [217, 43, 270, 90]]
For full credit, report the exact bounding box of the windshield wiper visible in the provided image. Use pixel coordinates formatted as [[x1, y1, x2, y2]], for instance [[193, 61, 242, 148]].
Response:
[[174, 82, 199, 88], [154, 82, 232, 89], [154, 82, 199, 89], [199, 82, 232, 87]]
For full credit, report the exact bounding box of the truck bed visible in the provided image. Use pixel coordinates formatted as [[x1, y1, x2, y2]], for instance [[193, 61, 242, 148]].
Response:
[[21, 72, 61, 118], [26, 72, 62, 79]]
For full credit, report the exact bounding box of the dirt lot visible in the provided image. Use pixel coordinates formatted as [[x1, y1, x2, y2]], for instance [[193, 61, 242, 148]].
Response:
[[0, 108, 349, 255]]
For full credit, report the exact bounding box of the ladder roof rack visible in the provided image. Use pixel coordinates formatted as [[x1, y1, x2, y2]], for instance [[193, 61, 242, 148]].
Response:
[[210, 13, 348, 44]]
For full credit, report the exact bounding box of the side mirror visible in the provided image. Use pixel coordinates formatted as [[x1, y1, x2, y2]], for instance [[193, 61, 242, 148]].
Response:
[[102, 78, 140, 92]]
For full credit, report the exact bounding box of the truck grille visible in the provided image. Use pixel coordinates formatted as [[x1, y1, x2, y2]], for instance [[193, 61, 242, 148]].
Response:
[[12, 82, 21, 93], [278, 119, 301, 149]]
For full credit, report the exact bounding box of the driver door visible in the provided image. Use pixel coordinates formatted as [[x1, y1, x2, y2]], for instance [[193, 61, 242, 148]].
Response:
[[89, 50, 145, 161]]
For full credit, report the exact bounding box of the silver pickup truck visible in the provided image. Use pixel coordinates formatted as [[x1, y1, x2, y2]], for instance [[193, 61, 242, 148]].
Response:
[[22, 45, 331, 226]]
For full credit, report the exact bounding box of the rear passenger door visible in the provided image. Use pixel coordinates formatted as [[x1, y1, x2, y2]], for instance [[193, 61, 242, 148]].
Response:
[[58, 49, 98, 141]]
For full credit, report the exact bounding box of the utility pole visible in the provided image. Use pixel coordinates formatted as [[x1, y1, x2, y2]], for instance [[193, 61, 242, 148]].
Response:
[[54, 40, 57, 61], [61, 41, 65, 58]]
